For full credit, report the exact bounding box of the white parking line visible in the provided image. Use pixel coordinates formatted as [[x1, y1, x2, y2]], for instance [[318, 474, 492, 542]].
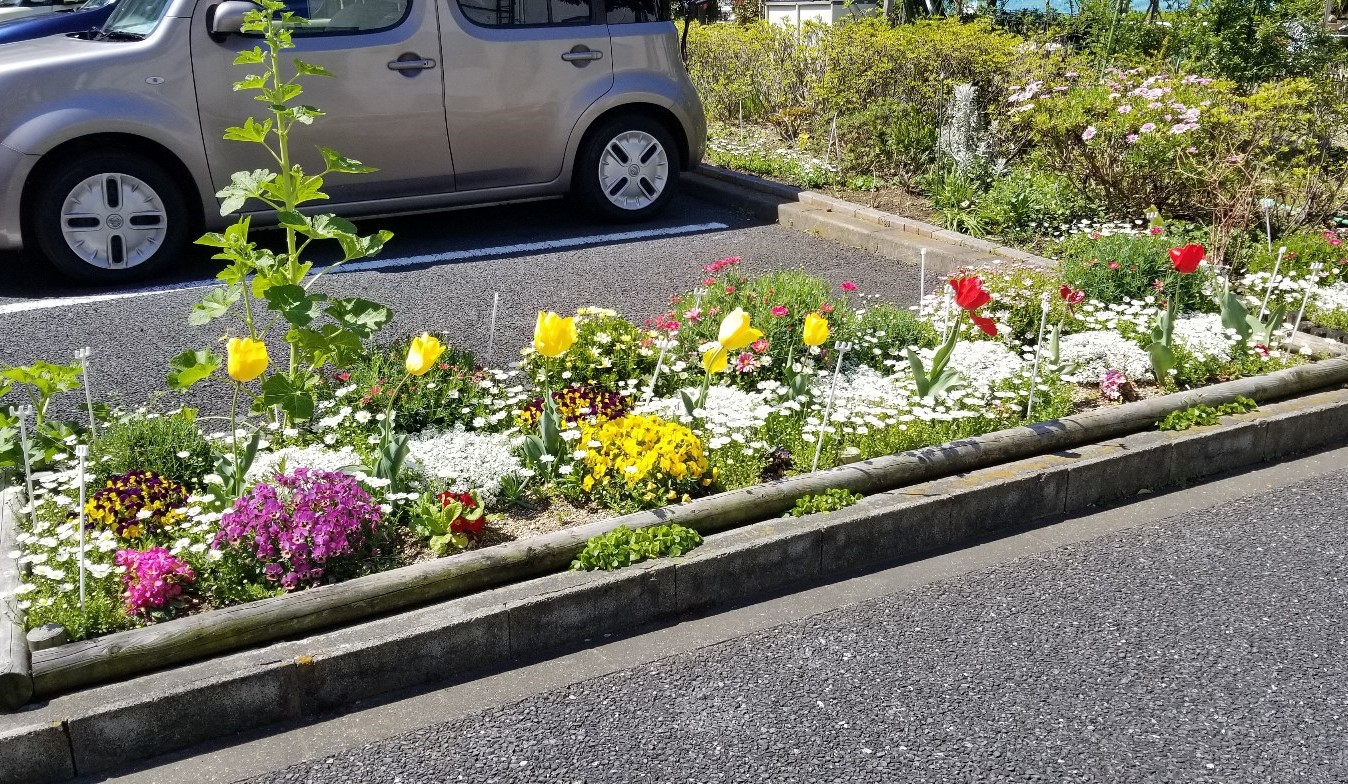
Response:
[[0, 221, 730, 317]]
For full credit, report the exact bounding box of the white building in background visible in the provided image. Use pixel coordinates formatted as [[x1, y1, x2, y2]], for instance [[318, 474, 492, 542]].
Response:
[[762, 0, 878, 24]]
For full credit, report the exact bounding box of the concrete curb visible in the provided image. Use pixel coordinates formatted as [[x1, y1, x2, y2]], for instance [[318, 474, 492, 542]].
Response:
[[5, 386, 1348, 783], [684, 164, 1058, 274]]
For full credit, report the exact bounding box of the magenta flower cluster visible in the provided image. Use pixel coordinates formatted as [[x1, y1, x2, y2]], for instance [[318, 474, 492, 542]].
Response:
[[115, 547, 196, 616], [213, 469, 384, 591]]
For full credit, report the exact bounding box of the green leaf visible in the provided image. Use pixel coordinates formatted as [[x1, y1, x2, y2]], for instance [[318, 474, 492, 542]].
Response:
[[167, 349, 221, 391], [293, 58, 334, 78], [231, 74, 268, 92], [1146, 341, 1177, 384], [264, 284, 327, 327], [326, 298, 392, 338], [337, 229, 393, 262], [233, 46, 265, 65], [288, 325, 364, 367], [189, 287, 242, 326], [216, 169, 275, 215], [223, 117, 272, 143], [258, 374, 315, 421], [318, 146, 378, 175]]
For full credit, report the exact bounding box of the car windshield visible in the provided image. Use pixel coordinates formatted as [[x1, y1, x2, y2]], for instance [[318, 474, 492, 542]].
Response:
[[100, 0, 168, 36], [80, 0, 116, 9]]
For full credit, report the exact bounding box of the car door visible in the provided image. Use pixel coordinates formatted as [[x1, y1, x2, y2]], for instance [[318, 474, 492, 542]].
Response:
[[190, 0, 455, 208], [438, 0, 611, 191]]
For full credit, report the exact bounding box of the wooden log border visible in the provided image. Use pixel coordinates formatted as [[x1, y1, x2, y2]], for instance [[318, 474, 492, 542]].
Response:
[[15, 354, 1348, 702], [0, 485, 34, 710]]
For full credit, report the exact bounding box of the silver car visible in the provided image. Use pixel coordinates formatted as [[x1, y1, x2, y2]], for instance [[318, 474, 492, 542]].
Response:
[[0, 0, 706, 282]]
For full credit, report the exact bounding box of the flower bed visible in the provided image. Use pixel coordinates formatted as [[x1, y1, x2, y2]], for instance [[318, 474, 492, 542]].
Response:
[[1, 241, 1327, 648]]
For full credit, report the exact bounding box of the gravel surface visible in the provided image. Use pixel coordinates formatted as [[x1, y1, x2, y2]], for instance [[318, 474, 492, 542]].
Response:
[[247, 470, 1348, 784], [0, 193, 921, 416]]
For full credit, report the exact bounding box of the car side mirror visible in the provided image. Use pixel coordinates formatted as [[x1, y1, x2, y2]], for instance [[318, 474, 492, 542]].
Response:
[[208, 0, 255, 37]]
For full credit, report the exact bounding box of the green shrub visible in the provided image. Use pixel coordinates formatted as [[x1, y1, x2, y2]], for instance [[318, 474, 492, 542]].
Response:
[[975, 168, 1097, 240], [1057, 230, 1215, 309], [851, 303, 940, 372], [1008, 68, 1348, 234], [836, 99, 938, 184], [787, 487, 863, 517], [926, 168, 987, 236], [1246, 229, 1348, 283], [90, 410, 215, 487], [570, 524, 703, 571]]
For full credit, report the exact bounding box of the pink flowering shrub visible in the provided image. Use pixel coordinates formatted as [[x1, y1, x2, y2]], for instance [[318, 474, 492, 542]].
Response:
[[116, 548, 196, 617], [213, 469, 385, 591], [1007, 68, 1347, 229]]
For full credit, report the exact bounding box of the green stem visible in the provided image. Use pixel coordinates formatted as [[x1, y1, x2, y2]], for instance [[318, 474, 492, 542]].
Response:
[[229, 382, 241, 495]]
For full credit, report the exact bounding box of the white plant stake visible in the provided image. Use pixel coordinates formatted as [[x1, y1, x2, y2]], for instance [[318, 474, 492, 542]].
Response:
[[75, 443, 89, 615], [485, 292, 500, 364], [810, 341, 850, 474], [1259, 246, 1286, 320], [15, 404, 38, 529], [1025, 297, 1051, 418], [1289, 262, 1323, 354], [1260, 198, 1276, 252], [75, 346, 97, 439], [647, 288, 703, 401], [919, 247, 928, 313]]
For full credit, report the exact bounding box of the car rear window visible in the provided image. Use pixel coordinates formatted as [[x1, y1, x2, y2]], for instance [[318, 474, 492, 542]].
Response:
[[605, 0, 664, 23], [456, 0, 592, 26]]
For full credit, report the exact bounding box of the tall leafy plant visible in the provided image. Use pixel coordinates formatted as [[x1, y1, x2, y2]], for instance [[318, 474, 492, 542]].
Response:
[[168, 0, 395, 431]]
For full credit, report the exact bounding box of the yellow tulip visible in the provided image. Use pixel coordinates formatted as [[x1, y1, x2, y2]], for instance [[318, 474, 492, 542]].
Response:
[[701, 345, 728, 374], [405, 333, 446, 377], [802, 312, 830, 347], [533, 311, 578, 358], [716, 308, 763, 351], [226, 337, 268, 383]]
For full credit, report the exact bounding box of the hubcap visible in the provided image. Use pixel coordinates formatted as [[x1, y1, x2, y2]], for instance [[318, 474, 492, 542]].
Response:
[[59, 173, 168, 269], [597, 130, 669, 211]]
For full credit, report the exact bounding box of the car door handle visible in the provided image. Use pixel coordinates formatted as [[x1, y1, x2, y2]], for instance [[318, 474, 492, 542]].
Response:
[[561, 49, 603, 63], [387, 58, 436, 71]]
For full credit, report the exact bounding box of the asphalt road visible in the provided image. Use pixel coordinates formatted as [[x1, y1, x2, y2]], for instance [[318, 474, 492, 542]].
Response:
[[0, 191, 923, 415], [246, 469, 1345, 784], [100, 447, 1348, 784]]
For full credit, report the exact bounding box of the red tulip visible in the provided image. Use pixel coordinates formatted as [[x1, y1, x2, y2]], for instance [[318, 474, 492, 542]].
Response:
[[950, 276, 991, 312], [970, 313, 998, 337], [1169, 243, 1206, 274]]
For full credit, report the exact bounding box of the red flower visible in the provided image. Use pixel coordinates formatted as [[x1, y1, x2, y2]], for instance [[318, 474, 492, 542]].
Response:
[[970, 313, 998, 337], [841, 281, 857, 292], [1169, 243, 1206, 274], [1108, 261, 1121, 270], [771, 306, 789, 317], [819, 303, 834, 313], [949, 276, 991, 312], [1059, 285, 1085, 309]]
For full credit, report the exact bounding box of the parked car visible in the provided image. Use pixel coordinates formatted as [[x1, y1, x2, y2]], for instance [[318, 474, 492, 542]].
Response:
[[0, 0, 78, 23], [0, 0, 117, 46], [0, 0, 706, 282]]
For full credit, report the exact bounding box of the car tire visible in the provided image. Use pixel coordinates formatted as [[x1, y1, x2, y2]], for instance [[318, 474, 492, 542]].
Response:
[[29, 151, 192, 284], [573, 115, 679, 223]]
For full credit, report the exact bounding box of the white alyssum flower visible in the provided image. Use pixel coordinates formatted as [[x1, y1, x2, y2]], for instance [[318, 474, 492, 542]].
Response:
[[246, 445, 359, 482], [1054, 330, 1152, 383], [405, 426, 525, 506]]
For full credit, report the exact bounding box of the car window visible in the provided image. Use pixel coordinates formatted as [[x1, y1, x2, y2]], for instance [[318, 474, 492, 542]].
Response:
[[279, 0, 410, 34], [456, 0, 591, 28], [605, 0, 662, 23]]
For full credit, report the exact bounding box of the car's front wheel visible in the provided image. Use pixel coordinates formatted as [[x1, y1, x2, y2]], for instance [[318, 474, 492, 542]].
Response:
[[29, 151, 191, 283], [573, 115, 679, 223]]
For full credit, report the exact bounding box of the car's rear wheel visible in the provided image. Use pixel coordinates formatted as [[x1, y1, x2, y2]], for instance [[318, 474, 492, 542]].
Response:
[[573, 115, 679, 222], [30, 151, 191, 283]]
